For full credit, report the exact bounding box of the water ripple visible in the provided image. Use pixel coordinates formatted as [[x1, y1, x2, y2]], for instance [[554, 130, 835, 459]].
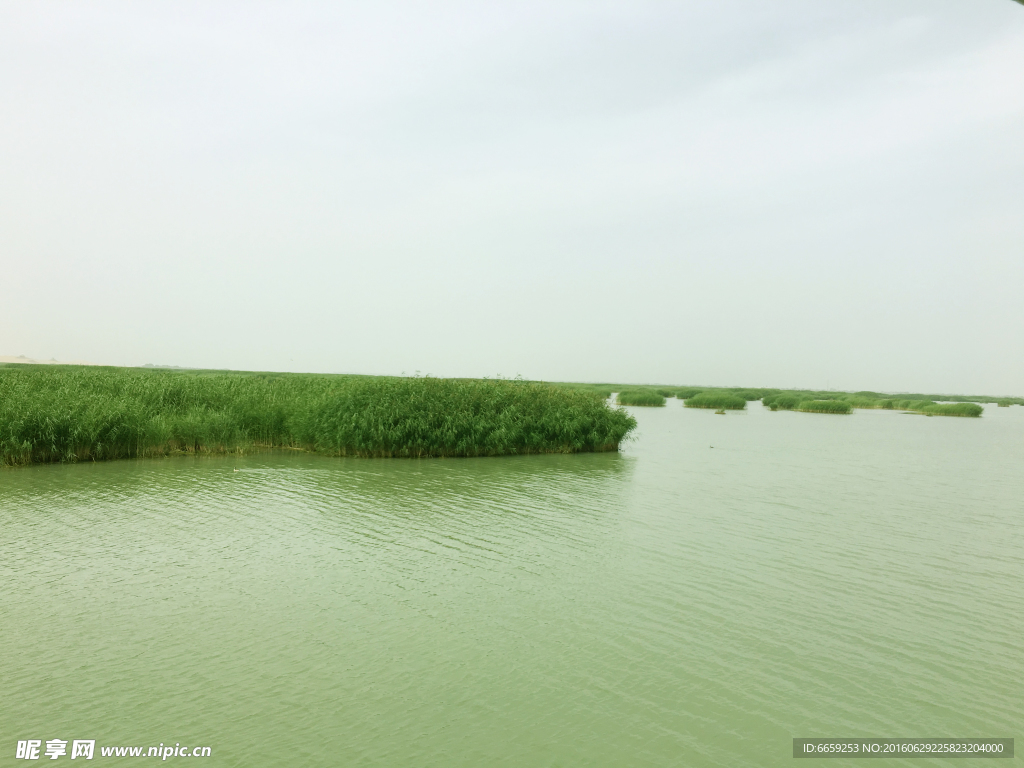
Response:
[[2, 407, 1021, 766]]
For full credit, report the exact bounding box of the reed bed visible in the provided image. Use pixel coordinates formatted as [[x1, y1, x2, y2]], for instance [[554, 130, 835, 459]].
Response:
[[762, 393, 800, 410], [869, 398, 982, 417], [845, 396, 886, 408], [796, 400, 853, 414], [302, 374, 997, 421], [546, 382, 615, 400], [914, 402, 984, 418], [552, 379, 996, 417], [684, 393, 747, 410], [616, 389, 667, 407], [675, 387, 704, 399], [0, 367, 636, 466], [730, 390, 764, 401], [890, 399, 935, 411], [544, 379, 1013, 413]]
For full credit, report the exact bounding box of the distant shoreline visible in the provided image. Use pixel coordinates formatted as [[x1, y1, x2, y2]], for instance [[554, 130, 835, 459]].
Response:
[[0, 355, 99, 366]]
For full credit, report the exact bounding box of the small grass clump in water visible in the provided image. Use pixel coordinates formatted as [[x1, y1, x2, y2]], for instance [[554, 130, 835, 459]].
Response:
[[654, 388, 678, 398], [684, 392, 746, 410], [796, 400, 853, 414], [616, 389, 666, 407], [0, 367, 637, 465]]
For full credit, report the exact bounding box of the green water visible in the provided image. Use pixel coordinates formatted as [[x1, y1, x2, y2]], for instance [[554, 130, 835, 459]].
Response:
[[2, 404, 1021, 766]]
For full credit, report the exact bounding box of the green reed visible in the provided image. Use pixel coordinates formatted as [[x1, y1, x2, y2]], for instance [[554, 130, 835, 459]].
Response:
[[684, 392, 747, 410], [616, 389, 667, 407], [0, 367, 636, 465], [864, 398, 982, 417], [796, 400, 853, 414], [914, 402, 984, 417], [544, 382, 615, 400], [762, 393, 800, 410], [675, 388, 704, 399], [729, 389, 765, 401]]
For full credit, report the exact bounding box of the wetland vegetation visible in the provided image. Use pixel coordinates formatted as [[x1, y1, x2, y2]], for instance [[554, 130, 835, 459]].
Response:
[[683, 392, 748, 410], [616, 389, 667, 407], [1, 364, 1015, 466], [912, 402, 984, 417], [796, 400, 853, 414], [0, 366, 636, 466], [760, 391, 993, 417], [552, 382, 1006, 418], [675, 387, 705, 399]]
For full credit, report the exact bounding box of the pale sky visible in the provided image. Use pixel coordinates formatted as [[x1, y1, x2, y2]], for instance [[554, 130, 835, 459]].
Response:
[[2, 1, 1022, 395]]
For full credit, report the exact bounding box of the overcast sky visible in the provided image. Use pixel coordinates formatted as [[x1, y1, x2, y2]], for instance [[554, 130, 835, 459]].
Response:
[[1, 1, 1022, 394]]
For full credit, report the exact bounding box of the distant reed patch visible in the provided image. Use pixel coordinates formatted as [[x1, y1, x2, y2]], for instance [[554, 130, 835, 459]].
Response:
[[684, 393, 747, 410], [796, 400, 853, 414], [616, 389, 666, 407], [914, 402, 983, 417], [675, 388, 704, 399]]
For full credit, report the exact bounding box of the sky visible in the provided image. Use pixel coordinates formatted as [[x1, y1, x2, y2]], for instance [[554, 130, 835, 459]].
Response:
[[1, 1, 1022, 395]]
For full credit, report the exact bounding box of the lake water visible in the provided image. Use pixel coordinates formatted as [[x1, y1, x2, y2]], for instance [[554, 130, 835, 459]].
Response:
[[2, 403, 1021, 766]]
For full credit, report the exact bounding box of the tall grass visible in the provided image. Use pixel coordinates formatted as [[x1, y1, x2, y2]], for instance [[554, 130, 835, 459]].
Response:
[[675, 388, 704, 399], [864, 398, 980, 417], [845, 396, 885, 408], [540, 378, 1016, 411], [616, 389, 666, 407], [796, 400, 852, 414], [729, 390, 764, 401], [762, 393, 801, 410], [915, 402, 983, 417], [546, 382, 615, 400], [684, 393, 746, 410], [0, 367, 636, 466], [892, 399, 935, 411], [759, 391, 985, 417], [835, 396, 983, 417]]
